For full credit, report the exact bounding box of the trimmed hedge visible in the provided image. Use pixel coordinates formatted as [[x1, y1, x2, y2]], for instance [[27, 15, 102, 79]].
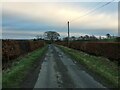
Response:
[[56, 42, 120, 62], [2, 40, 45, 69]]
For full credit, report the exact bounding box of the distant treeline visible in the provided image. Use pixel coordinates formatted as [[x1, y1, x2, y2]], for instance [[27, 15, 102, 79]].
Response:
[[61, 36, 120, 42]]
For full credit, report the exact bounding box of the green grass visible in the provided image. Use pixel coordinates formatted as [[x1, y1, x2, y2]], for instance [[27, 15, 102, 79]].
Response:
[[58, 45, 119, 88], [2, 45, 48, 88], [98, 38, 117, 42]]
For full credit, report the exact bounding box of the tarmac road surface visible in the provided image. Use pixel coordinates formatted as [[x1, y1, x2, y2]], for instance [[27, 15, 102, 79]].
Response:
[[34, 44, 106, 88]]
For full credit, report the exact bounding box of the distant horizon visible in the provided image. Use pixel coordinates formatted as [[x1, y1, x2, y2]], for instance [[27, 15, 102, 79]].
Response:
[[1, 34, 118, 40], [1, 1, 118, 39]]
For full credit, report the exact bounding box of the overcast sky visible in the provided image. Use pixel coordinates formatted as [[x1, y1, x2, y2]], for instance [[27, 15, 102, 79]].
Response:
[[1, 0, 118, 39]]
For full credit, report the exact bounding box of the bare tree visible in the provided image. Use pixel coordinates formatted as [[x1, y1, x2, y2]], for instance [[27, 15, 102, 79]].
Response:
[[106, 33, 111, 39], [84, 35, 89, 40], [70, 36, 76, 41], [44, 31, 60, 42], [35, 35, 43, 40], [63, 37, 68, 41]]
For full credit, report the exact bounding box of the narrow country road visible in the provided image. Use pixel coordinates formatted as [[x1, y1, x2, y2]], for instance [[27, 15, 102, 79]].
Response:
[[34, 44, 106, 88]]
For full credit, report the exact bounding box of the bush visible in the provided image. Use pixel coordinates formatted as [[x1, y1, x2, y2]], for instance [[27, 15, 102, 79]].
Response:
[[56, 42, 120, 62], [2, 40, 45, 69]]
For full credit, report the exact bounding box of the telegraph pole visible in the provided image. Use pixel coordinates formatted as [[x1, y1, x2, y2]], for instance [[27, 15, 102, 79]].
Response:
[[68, 21, 70, 47]]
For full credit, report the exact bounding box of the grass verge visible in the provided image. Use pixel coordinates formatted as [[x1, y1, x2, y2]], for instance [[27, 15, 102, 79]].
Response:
[[58, 45, 119, 88], [2, 45, 48, 88]]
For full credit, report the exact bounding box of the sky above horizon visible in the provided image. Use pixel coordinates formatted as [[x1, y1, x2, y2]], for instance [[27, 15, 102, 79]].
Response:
[[1, 0, 118, 39]]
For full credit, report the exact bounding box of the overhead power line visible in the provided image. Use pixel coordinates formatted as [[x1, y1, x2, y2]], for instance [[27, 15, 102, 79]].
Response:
[[70, 0, 115, 23], [60, 1, 105, 30]]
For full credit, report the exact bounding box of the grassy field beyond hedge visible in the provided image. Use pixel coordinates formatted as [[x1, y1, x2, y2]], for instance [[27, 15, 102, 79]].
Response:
[[2, 45, 48, 88], [58, 45, 119, 88]]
